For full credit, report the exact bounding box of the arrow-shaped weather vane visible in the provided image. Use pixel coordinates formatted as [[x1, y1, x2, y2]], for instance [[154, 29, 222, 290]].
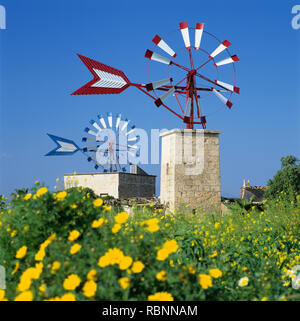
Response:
[[45, 134, 80, 156]]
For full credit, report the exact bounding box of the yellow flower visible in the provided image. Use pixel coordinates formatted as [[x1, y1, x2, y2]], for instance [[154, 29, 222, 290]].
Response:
[[119, 256, 133, 270], [51, 261, 61, 273], [115, 211, 129, 224], [119, 277, 130, 290], [83, 280, 97, 298], [103, 205, 111, 211], [71, 204, 77, 209], [24, 225, 29, 231], [242, 266, 248, 271], [214, 222, 220, 229], [163, 240, 179, 253], [35, 248, 46, 261], [92, 218, 104, 228], [147, 223, 159, 232], [238, 276, 249, 287], [131, 261, 145, 273], [16, 245, 27, 259], [23, 193, 32, 201], [17, 265, 43, 291], [209, 268, 222, 279], [0, 289, 6, 300], [112, 223, 121, 234], [70, 243, 82, 255], [63, 274, 81, 290], [148, 292, 174, 301], [199, 274, 213, 289], [98, 255, 110, 268], [210, 251, 218, 258], [56, 191, 67, 201], [36, 187, 48, 197], [187, 266, 196, 274], [11, 230, 17, 237], [39, 283, 47, 293], [17, 278, 32, 292], [156, 240, 178, 261], [157, 248, 169, 261], [14, 290, 33, 301], [60, 293, 76, 301], [156, 270, 167, 282], [12, 261, 20, 275], [87, 269, 98, 281], [93, 198, 103, 207], [68, 230, 80, 242]]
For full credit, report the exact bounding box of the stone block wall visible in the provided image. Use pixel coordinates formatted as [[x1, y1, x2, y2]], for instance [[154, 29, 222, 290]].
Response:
[[64, 172, 156, 199], [160, 129, 221, 212]]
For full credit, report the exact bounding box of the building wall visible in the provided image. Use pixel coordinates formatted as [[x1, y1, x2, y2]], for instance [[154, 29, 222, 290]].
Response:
[[64, 173, 119, 198], [160, 129, 221, 212], [118, 173, 156, 198], [64, 172, 156, 199]]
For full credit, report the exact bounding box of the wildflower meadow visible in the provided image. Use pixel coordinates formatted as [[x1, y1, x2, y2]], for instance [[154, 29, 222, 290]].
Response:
[[0, 183, 299, 301]]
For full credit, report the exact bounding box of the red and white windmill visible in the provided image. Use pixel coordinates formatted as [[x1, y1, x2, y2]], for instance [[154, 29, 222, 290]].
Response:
[[72, 21, 240, 129]]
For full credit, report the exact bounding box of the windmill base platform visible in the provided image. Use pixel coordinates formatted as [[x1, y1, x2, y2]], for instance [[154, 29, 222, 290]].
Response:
[[160, 129, 221, 212], [64, 166, 156, 199]]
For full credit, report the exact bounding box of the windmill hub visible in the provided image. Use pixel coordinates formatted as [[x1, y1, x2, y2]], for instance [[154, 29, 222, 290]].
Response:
[[189, 69, 196, 76]]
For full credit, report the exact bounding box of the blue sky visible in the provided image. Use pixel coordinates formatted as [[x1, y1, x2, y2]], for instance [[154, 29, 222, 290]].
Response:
[[0, 0, 299, 197]]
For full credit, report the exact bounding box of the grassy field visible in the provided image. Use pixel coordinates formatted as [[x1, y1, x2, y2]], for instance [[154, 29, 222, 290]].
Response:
[[0, 183, 299, 301]]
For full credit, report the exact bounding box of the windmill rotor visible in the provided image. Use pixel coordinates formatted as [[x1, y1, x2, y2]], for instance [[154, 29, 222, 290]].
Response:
[[46, 113, 140, 172], [72, 21, 240, 129]]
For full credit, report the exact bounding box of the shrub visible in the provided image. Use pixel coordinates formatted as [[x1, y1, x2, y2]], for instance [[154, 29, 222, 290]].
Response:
[[0, 183, 299, 301], [265, 155, 300, 202]]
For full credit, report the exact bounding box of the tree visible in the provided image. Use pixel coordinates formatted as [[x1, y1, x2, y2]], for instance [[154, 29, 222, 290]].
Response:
[[265, 155, 300, 202]]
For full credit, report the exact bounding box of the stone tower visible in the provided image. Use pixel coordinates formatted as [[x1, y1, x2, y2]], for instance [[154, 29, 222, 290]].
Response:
[[160, 129, 221, 212]]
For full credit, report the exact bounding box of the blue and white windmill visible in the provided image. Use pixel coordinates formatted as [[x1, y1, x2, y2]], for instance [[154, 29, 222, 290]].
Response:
[[46, 113, 140, 172]]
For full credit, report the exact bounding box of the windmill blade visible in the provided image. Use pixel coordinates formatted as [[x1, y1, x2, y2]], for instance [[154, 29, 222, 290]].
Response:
[[107, 112, 113, 127], [72, 54, 131, 95], [84, 127, 97, 136], [126, 125, 136, 136], [183, 97, 192, 123], [154, 87, 175, 107], [195, 23, 204, 50], [209, 40, 232, 59], [215, 55, 240, 66], [145, 78, 172, 91], [215, 80, 240, 94], [127, 136, 138, 141], [185, 97, 192, 116], [128, 144, 138, 150], [98, 114, 107, 128], [89, 119, 101, 131], [115, 113, 121, 129], [120, 119, 129, 132], [83, 146, 99, 152], [152, 35, 177, 58], [145, 50, 171, 65], [179, 21, 191, 49], [87, 153, 96, 162], [45, 134, 80, 156], [82, 137, 96, 142], [212, 89, 233, 108]]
